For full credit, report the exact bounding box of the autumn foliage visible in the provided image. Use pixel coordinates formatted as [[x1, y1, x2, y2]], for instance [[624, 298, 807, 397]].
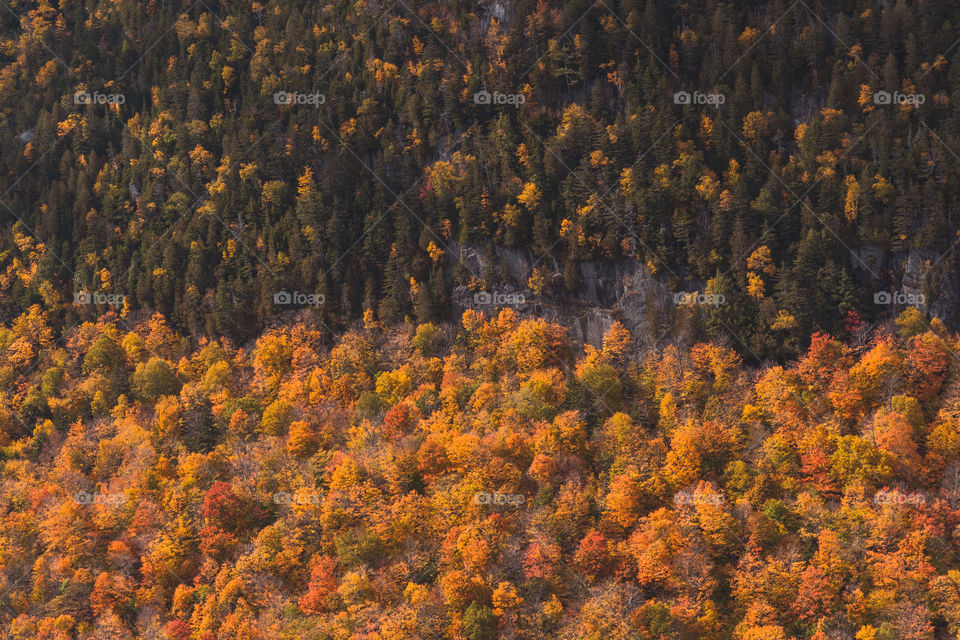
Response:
[[0, 307, 958, 639]]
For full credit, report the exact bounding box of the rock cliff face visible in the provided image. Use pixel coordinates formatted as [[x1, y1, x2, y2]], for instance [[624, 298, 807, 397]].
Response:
[[447, 242, 678, 348], [901, 248, 960, 323], [449, 241, 960, 349], [851, 245, 960, 327]]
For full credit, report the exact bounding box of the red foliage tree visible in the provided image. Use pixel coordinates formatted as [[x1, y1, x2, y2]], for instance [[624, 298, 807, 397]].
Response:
[[573, 530, 611, 579], [904, 332, 950, 401], [299, 555, 339, 614]]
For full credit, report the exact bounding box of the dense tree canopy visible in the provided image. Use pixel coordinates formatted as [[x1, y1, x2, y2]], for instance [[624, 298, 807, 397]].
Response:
[[0, 307, 958, 638], [1, 0, 960, 357], [3, 0, 960, 637]]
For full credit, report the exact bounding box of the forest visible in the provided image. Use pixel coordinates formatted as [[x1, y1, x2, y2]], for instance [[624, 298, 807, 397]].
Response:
[[0, 305, 958, 640], [2, 0, 960, 356], [4, 0, 960, 637]]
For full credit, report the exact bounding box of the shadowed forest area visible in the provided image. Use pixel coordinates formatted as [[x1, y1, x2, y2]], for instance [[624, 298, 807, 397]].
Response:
[[4, 0, 960, 638]]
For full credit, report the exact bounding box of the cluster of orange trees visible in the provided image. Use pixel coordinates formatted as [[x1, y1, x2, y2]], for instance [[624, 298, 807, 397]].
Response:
[[0, 304, 958, 639], [3, 0, 960, 353]]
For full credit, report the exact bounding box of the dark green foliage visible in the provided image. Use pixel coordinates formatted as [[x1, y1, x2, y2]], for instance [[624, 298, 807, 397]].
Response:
[[133, 357, 182, 401], [1, 0, 959, 361]]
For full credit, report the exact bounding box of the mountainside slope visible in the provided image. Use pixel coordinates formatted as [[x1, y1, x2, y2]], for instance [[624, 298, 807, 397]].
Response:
[[2, 0, 960, 357], [0, 306, 958, 638]]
